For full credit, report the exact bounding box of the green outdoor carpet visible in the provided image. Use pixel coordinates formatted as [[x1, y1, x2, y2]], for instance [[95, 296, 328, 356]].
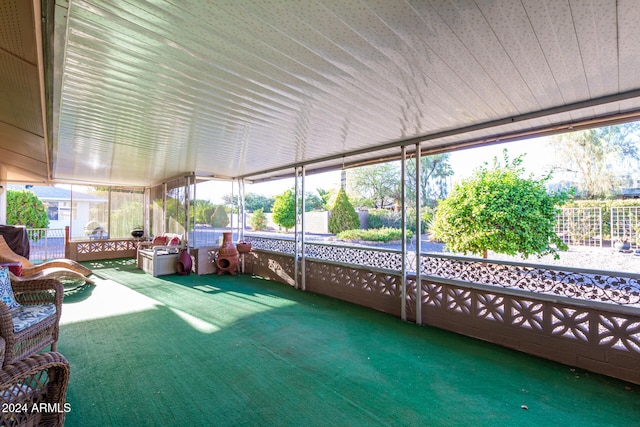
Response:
[[58, 259, 640, 426]]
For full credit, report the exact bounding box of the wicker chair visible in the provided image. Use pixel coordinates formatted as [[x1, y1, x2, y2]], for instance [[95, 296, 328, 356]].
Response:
[[0, 235, 92, 278], [0, 278, 63, 367], [0, 352, 70, 427]]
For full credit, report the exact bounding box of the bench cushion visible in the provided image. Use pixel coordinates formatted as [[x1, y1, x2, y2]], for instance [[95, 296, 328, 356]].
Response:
[[152, 235, 168, 246]]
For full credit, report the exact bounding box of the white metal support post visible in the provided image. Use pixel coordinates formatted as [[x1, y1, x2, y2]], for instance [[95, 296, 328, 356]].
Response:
[[143, 187, 150, 240], [238, 179, 245, 242], [294, 167, 300, 289], [184, 175, 191, 250], [230, 179, 235, 237], [69, 186, 74, 238], [236, 178, 246, 272], [106, 188, 112, 240], [401, 146, 407, 321], [162, 182, 167, 235], [415, 143, 422, 325], [301, 165, 306, 291], [189, 176, 196, 248]]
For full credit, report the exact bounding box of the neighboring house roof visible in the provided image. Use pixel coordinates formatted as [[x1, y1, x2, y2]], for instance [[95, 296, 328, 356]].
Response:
[[8, 185, 107, 203]]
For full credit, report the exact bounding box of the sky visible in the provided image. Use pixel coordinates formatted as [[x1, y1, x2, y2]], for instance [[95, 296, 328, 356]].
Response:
[[196, 135, 555, 204], [448, 136, 553, 180]]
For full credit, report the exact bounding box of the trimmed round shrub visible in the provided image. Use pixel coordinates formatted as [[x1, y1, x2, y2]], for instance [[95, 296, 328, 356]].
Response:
[[210, 205, 229, 228], [249, 208, 268, 231], [329, 188, 360, 234]]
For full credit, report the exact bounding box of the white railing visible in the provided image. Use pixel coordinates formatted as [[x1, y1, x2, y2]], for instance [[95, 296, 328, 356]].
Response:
[[26, 228, 66, 262], [244, 235, 640, 307]]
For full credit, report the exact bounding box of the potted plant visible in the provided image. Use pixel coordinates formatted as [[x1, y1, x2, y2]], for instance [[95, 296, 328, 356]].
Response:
[[236, 240, 252, 254]]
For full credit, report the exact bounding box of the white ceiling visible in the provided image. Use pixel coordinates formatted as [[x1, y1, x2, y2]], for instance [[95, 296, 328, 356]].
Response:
[[0, 0, 49, 183], [4, 0, 640, 186]]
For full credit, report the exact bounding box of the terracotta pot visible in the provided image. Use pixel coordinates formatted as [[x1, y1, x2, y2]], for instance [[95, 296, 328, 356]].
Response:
[[216, 232, 239, 275], [236, 242, 252, 254]]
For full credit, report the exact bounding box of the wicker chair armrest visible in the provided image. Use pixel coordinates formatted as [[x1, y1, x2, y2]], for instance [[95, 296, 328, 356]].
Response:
[[0, 352, 69, 387], [0, 352, 70, 426], [0, 303, 13, 341], [11, 278, 63, 308]]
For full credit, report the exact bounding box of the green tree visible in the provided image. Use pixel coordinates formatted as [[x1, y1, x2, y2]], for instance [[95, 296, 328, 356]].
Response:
[[304, 192, 325, 211], [223, 192, 275, 213], [317, 188, 334, 210], [249, 208, 268, 231], [347, 155, 453, 209], [165, 195, 186, 232], [430, 150, 569, 259], [226, 191, 323, 213], [406, 154, 454, 207], [328, 188, 360, 234], [210, 205, 229, 228], [549, 123, 640, 198], [195, 200, 216, 224], [347, 162, 400, 208], [6, 190, 49, 229], [272, 189, 297, 231], [109, 198, 143, 238]]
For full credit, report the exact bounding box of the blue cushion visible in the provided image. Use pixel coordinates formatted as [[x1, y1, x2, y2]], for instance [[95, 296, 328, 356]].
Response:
[[11, 304, 56, 333], [1, 384, 32, 402], [0, 266, 19, 310]]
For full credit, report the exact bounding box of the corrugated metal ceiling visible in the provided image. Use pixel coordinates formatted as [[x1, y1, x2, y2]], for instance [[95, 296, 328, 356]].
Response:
[[0, 0, 49, 183], [40, 0, 640, 186]]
